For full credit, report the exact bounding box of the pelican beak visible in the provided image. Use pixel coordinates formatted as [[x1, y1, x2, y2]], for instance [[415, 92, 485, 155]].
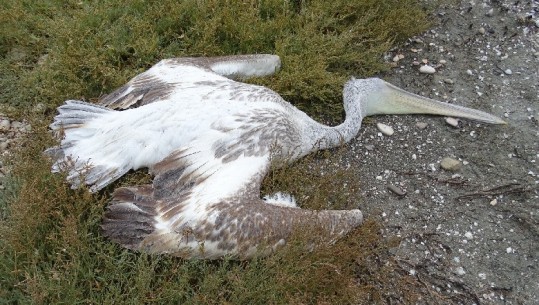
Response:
[[363, 80, 507, 125]]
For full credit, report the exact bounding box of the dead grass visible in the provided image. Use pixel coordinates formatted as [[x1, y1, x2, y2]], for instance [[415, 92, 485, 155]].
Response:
[[0, 0, 440, 304]]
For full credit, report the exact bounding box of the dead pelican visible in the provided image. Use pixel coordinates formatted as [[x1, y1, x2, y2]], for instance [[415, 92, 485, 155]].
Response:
[[47, 54, 505, 259]]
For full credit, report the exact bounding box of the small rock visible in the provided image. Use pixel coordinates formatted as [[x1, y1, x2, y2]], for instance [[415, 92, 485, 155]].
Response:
[[440, 157, 462, 171], [419, 65, 436, 74], [11, 121, 24, 130], [489, 198, 498, 206], [365, 144, 375, 151], [0, 141, 8, 151], [444, 78, 454, 84], [485, 8, 494, 17], [455, 267, 466, 276], [439, 59, 447, 65], [416, 122, 428, 129], [392, 54, 404, 62], [387, 184, 406, 196], [32, 103, 47, 113], [0, 119, 10, 131], [464, 231, 473, 239], [445, 117, 460, 127], [466, 69, 473, 76], [478, 27, 486, 35], [504, 69, 512, 75], [376, 123, 394, 136]]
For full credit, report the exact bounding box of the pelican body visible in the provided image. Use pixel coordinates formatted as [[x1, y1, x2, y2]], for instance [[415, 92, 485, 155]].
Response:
[[47, 54, 504, 259]]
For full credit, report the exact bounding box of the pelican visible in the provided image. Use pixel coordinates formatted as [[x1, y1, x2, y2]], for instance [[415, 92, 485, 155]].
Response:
[[46, 54, 505, 259]]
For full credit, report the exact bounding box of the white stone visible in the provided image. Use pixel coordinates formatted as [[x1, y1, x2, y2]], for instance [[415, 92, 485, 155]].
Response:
[[464, 232, 473, 239], [445, 117, 459, 127], [504, 69, 512, 75], [0, 119, 10, 131], [376, 123, 394, 136], [416, 122, 428, 129], [419, 65, 436, 74], [441, 157, 462, 171], [11, 121, 24, 130]]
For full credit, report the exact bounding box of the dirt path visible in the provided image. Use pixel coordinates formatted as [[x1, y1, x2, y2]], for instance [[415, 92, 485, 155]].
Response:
[[347, 1, 538, 303]]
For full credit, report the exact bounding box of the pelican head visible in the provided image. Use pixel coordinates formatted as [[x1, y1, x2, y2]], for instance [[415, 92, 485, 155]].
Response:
[[344, 77, 506, 125]]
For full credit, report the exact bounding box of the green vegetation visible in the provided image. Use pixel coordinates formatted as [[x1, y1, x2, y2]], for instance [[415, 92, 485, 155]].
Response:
[[1, 0, 433, 304]]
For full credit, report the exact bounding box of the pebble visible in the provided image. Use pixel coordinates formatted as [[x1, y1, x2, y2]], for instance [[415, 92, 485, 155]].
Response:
[[416, 122, 428, 129], [490, 198, 498, 206], [393, 54, 404, 62], [376, 123, 394, 136], [504, 69, 512, 75], [387, 184, 406, 196], [439, 59, 447, 65], [455, 267, 466, 276], [0, 141, 8, 151], [478, 27, 486, 35], [440, 157, 462, 171], [11, 121, 25, 131], [0, 119, 10, 131], [485, 8, 494, 17], [419, 65, 436, 74], [444, 78, 454, 84], [445, 117, 460, 127], [32, 103, 46, 113], [466, 69, 473, 76]]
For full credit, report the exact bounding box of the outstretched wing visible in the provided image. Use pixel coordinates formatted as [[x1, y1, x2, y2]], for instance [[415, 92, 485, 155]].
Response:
[[101, 109, 363, 259], [98, 54, 281, 110]]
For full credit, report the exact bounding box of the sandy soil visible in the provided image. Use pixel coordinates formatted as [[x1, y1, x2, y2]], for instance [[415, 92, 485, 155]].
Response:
[[348, 1, 538, 303]]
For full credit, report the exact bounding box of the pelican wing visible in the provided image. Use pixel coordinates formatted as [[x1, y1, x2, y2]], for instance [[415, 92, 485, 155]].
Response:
[[101, 110, 363, 258], [102, 112, 284, 258], [98, 54, 281, 110]]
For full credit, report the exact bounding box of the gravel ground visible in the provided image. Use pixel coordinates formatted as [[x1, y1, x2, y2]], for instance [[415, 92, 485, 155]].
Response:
[[349, 1, 538, 303], [1, 0, 537, 304]]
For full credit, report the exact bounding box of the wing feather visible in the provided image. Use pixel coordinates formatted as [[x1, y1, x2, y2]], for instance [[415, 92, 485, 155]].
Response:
[[98, 54, 280, 110]]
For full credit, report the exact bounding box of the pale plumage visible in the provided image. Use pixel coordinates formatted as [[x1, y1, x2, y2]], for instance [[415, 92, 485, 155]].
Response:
[[47, 54, 505, 259]]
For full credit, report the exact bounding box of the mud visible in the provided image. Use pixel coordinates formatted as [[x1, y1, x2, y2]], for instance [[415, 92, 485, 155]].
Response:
[[346, 1, 538, 303]]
